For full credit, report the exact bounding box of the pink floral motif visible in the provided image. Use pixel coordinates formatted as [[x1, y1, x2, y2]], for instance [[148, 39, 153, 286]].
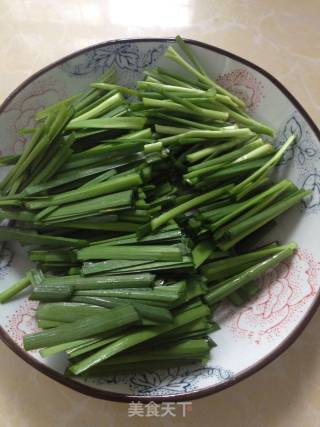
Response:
[[216, 69, 265, 112], [2, 76, 67, 154], [220, 249, 320, 344], [4, 299, 39, 349]]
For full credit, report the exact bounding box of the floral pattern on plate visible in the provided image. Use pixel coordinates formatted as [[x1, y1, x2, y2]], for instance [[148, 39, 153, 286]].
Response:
[[1, 76, 67, 154], [216, 68, 265, 112], [61, 43, 166, 76], [85, 365, 234, 395], [4, 299, 39, 349], [217, 248, 320, 345]]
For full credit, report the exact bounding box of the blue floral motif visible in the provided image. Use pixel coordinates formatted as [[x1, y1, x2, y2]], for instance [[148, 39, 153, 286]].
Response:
[[85, 364, 234, 395], [60, 51, 97, 76], [275, 114, 317, 166], [302, 172, 320, 209], [61, 43, 166, 76], [0, 245, 13, 279], [274, 112, 320, 213]]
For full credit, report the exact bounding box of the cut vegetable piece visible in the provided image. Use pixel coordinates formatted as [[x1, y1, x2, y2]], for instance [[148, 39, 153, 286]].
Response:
[[29, 250, 76, 263], [42, 273, 155, 289], [38, 319, 66, 329], [211, 180, 293, 232], [40, 337, 103, 358], [30, 284, 73, 302], [204, 243, 297, 305], [164, 46, 246, 108], [201, 245, 287, 281], [23, 304, 140, 350], [26, 173, 142, 209], [36, 302, 109, 322], [217, 190, 310, 250], [77, 244, 184, 262], [138, 184, 233, 237], [81, 259, 150, 276], [0, 227, 87, 248], [67, 117, 146, 130], [67, 333, 126, 358], [40, 190, 133, 223], [226, 190, 310, 238], [0, 276, 31, 304], [100, 257, 194, 274], [231, 135, 295, 195], [86, 339, 210, 366], [73, 283, 186, 303], [68, 303, 210, 374]]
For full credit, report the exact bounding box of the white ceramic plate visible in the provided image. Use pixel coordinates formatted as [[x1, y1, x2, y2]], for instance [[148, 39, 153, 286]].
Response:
[[0, 38, 320, 402]]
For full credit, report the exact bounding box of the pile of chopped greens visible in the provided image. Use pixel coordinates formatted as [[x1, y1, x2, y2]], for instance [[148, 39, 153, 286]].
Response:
[[0, 36, 308, 377]]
